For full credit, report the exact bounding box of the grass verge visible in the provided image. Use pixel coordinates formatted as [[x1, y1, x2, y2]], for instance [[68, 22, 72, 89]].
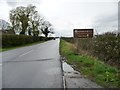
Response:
[[60, 39, 120, 88], [0, 41, 44, 52]]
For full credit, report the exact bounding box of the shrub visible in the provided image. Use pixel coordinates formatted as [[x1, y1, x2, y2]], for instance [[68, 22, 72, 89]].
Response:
[[74, 38, 93, 54], [2, 34, 41, 48], [93, 32, 120, 66], [61, 32, 120, 68], [61, 37, 74, 43]]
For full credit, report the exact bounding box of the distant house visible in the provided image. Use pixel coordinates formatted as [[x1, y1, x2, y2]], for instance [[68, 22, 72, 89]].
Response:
[[0, 19, 15, 35], [0, 29, 7, 35], [0, 29, 15, 35], [73, 29, 94, 38]]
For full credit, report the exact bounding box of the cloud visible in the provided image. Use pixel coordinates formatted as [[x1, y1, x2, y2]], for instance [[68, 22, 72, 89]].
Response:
[[40, 1, 118, 36], [0, 0, 118, 36], [6, 2, 18, 7], [94, 13, 118, 26], [118, 1, 120, 32], [92, 13, 118, 34], [5, 0, 41, 7]]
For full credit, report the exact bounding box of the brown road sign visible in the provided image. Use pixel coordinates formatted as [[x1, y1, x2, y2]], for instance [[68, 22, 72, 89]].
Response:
[[73, 29, 93, 38]]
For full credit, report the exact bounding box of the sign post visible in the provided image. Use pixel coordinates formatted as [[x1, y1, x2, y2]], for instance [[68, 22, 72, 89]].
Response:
[[73, 29, 94, 54]]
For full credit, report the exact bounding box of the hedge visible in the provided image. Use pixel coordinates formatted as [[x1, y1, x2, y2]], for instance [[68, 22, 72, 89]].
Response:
[[2, 34, 54, 48], [61, 32, 120, 68], [61, 37, 74, 43], [93, 33, 120, 66]]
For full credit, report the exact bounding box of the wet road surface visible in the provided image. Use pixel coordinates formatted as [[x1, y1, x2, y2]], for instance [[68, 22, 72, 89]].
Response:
[[2, 39, 63, 88]]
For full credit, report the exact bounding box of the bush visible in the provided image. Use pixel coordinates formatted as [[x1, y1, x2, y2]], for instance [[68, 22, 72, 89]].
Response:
[[61, 37, 74, 43], [62, 32, 120, 68], [74, 38, 93, 54], [2, 34, 41, 48], [93, 32, 120, 67]]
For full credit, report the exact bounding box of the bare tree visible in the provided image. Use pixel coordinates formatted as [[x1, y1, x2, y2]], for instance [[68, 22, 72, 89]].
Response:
[[41, 21, 54, 37]]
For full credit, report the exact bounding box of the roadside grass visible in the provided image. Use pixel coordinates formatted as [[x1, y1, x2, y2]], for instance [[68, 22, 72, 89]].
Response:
[[0, 41, 44, 52], [60, 39, 120, 88]]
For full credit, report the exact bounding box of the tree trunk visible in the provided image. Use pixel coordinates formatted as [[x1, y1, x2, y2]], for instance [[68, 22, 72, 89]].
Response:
[[45, 33, 48, 37], [28, 29, 31, 35], [20, 20, 28, 35], [20, 31, 25, 35]]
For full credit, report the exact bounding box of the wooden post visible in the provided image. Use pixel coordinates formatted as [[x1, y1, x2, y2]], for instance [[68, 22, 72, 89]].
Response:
[[76, 38, 81, 55]]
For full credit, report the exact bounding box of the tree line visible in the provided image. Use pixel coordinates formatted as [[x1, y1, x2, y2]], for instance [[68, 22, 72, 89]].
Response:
[[9, 4, 54, 37]]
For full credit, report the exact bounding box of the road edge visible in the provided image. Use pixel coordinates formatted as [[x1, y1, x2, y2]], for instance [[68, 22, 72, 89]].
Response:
[[60, 56, 66, 90]]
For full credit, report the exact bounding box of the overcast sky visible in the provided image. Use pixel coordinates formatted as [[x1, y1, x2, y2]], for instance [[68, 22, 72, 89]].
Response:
[[0, 0, 119, 37]]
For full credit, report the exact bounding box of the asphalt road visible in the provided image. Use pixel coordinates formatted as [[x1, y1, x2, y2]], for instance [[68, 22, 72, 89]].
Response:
[[2, 39, 63, 88]]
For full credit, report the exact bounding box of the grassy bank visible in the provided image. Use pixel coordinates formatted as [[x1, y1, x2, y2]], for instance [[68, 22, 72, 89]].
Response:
[[60, 39, 120, 88]]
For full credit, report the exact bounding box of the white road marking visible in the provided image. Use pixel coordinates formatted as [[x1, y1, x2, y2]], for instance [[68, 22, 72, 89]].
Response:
[[19, 50, 34, 57], [0, 64, 2, 66]]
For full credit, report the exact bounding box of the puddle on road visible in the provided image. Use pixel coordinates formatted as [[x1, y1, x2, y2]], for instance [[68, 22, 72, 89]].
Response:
[[62, 61, 81, 78], [63, 61, 74, 72]]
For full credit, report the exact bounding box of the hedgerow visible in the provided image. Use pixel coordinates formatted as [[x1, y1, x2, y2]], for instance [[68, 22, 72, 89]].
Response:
[[93, 32, 120, 67], [2, 34, 54, 48], [62, 32, 120, 68]]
